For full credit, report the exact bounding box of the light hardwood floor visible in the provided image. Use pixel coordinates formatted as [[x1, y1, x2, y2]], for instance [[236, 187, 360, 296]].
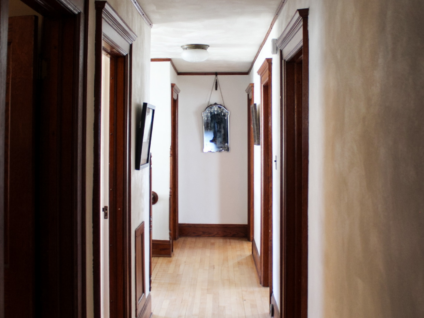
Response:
[[151, 237, 269, 318]]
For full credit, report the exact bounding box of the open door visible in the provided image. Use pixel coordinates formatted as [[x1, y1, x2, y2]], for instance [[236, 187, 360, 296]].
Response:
[[4, 15, 37, 318]]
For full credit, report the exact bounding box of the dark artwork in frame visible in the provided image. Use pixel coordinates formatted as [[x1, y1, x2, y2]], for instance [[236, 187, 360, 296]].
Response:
[[136, 102, 155, 170], [251, 103, 260, 145]]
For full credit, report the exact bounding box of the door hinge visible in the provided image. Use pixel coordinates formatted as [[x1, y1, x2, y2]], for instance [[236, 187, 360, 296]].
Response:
[[102, 206, 109, 219]]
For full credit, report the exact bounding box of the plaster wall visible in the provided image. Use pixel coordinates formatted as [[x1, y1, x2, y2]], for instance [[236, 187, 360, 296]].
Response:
[[150, 61, 171, 240], [178, 75, 250, 224], [86, 1, 151, 317], [251, 0, 424, 316], [249, 22, 281, 307]]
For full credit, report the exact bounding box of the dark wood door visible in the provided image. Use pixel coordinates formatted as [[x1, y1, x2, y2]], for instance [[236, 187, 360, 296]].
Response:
[[4, 15, 37, 318]]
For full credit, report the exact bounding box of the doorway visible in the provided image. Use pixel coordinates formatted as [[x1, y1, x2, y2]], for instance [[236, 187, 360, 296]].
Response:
[[277, 8, 309, 318], [1, 0, 88, 316], [93, 2, 136, 318], [258, 58, 273, 289]]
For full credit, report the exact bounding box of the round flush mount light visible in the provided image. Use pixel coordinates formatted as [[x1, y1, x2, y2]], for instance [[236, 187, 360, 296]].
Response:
[[181, 44, 209, 62]]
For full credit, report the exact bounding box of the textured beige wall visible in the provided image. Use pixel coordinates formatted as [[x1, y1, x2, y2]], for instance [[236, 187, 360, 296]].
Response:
[[86, 0, 151, 317], [252, 0, 424, 316], [318, 0, 424, 316]]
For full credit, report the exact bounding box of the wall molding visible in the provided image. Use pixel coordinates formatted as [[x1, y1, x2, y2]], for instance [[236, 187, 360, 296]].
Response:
[[150, 0, 287, 76], [258, 58, 273, 289], [151, 58, 179, 74], [271, 293, 280, 318], [179, 224, 248, 238], [137, 293, 152, 318], [252, 238, 261, 282], [246, 83, 254, 242], [247, 0, 287, 74], [152, 240, 172, 257], [150, 58, 250, 76], [131, 0, 153, 28], [276, 9, 308, 60]]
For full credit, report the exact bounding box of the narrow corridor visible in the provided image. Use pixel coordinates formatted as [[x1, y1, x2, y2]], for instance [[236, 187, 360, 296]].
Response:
[[151, 237, 269, 318]]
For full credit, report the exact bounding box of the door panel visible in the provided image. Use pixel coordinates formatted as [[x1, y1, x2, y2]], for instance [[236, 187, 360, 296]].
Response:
[[4, 15, 37, 318]]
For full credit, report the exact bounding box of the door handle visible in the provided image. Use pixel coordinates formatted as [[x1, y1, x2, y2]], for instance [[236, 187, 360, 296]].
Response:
[[102, 206, 109, 219]]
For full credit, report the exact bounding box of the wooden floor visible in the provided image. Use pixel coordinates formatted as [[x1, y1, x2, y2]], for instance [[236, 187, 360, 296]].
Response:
[[151, 237, 269, 318]]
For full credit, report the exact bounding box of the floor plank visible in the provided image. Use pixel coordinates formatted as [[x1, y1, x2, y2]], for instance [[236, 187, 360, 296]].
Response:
[[151, 237, 269, 318]]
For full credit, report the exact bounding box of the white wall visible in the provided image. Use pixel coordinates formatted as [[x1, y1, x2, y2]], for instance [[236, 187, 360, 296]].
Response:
[[250, 25, 281, 305], [250, 0, 424, 316], [178, 75, 250, 224], [86, 1, 152, 317], [150, 62, 172, 240]]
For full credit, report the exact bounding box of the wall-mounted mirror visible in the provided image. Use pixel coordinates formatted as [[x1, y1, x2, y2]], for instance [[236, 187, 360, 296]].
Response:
[[202, 103, 230, 152]]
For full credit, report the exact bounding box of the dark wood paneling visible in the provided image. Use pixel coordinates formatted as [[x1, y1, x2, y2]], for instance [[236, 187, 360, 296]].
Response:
[[179, 224, 248, 238], [137, 293, 152, 318], [257, 58, 273, 289], [246, 83, 254, 242], [152, 240, 172, 257], [271, 293, 281, 318], [278, 9, 309, 318], [252, 238, 261, 282], [94, 3, 136, 318], [38, 11, 87, 318], [135, 223, 146, 317], [170, 84, 180, 241], [0, 0, 7, 315], [4, 16, 37, 318]]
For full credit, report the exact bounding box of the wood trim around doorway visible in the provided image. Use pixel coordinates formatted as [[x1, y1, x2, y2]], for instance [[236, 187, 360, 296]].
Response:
[[245, 83, 254, 243], [257, 58, 273, 289], [170, 83, 180, 242], [93, 2, 136, 318], [277, 8, 309, 318]]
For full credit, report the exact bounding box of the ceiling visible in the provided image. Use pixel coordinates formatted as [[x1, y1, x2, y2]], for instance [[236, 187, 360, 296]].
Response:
[[139, 0, 282, 73]]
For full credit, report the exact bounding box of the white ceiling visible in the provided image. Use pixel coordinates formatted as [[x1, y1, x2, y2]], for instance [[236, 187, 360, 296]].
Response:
[[139, 0, 281, 73]]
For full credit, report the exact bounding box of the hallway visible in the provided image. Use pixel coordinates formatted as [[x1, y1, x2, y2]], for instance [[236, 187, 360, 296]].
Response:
[[151, 238, 269, 318]]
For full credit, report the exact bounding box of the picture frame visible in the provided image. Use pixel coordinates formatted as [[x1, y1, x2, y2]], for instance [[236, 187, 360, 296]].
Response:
[[251, 103, 260, 145], [135, 102, 155, 170]]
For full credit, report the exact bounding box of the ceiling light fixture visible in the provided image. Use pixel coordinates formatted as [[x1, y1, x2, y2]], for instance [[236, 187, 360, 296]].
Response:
[[181, 44, 209, 62]]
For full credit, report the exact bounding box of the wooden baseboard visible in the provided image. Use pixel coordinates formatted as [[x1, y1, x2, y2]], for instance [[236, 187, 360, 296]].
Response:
[[152, 240, 172, 257], [137, 293, 152, 318], [252, 238, 261, 282], [178, 223, 248, 238], [271, 293, 280, 318]]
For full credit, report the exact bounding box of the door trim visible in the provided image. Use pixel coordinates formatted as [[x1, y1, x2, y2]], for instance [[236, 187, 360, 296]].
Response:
[[170, 83, 180, 242], [245, 83, 254, 243], [93, 2, 136, 318], [257, 58, 273, 289], [277, 8, 309, 318]]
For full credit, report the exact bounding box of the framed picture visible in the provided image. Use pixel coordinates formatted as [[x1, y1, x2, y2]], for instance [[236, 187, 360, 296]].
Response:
[[135, 102, 155, 169], [251, 103, 260, 145], [202, 103, 230, 152]]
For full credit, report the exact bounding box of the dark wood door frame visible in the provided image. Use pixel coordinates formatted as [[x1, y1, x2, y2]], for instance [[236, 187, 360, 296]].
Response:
[[245, 83, 254, 243], [93, 2, 136, 318], [0, 0, 8, 312], [170, 83, 180, 242], [276, 8, 309, 318], [0, 0, 89, 316], [258, 59, 273, 289]]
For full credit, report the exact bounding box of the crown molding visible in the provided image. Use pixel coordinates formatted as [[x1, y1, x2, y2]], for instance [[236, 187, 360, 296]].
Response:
[[131, 0, 153, 28], [247, 0, 287, 74], [151, 58, 178, 74], [96, 1, 137, 46], [151, 58, 249, 76]]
